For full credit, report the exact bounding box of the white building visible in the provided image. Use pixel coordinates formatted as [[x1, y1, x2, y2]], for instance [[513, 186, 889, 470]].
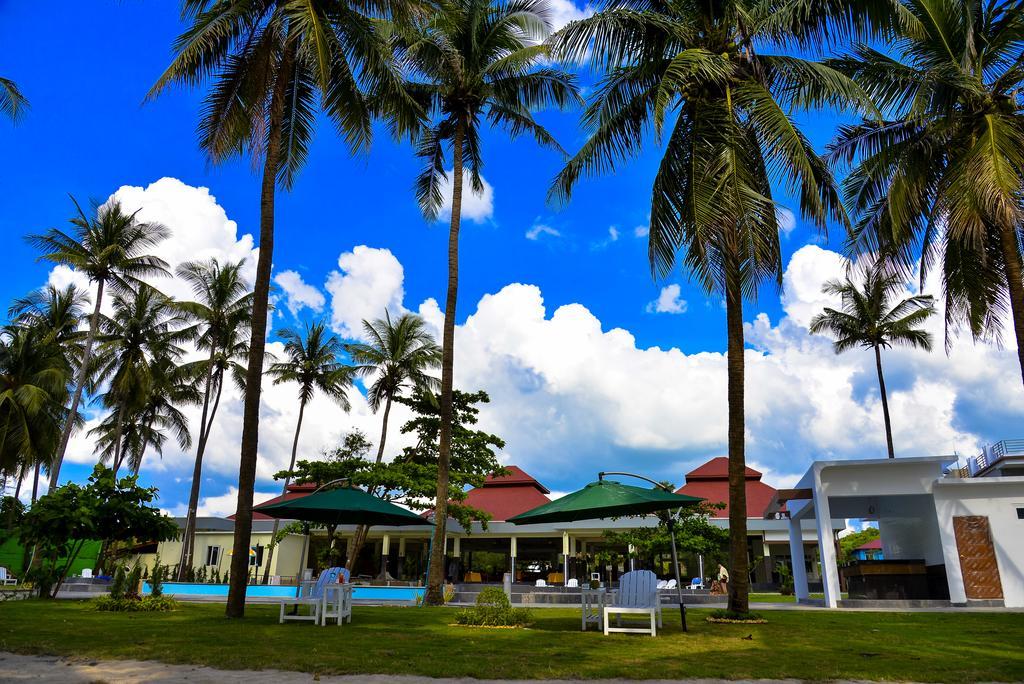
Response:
[[782, 442, 1024, 609]]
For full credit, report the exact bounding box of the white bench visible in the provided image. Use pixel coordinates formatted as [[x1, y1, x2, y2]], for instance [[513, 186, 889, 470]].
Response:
[[278, 567, 352, 626], [604, 570, 663, 637]]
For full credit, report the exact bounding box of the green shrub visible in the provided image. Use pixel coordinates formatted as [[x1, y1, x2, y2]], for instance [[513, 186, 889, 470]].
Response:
[[455, 587, 532, 627], [707, 609, 766, 622], [109, 565, 127, 600], [92, 595, 179, 612], [125, 564, 142, 599], [150, 558, 166, 598]]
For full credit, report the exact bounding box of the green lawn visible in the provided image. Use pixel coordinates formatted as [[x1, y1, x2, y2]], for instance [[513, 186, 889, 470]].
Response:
[[1, 600, 1022, 681]]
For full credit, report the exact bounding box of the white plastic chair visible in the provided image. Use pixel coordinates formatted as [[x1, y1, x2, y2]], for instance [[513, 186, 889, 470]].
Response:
[[279, 567, 348, 626], [81, 568, 93, 579], [566, 578, 579, 588], [656, 580, 668, 589], [535, 579, 547, 587], [0, 567, 16, 586], [665, 579, 677, 590], [689, 577, 704, 590], [603, 570, 662, 637]]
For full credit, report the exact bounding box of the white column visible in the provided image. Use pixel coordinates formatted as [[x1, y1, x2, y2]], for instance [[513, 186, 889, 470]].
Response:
[[787, 516, 809, 601], [813, 489, 841, 608], [562, 532, 570, 581], [509, 536, 517, 580], [453, 536, 461, 557], [628, 544, 636, 572]]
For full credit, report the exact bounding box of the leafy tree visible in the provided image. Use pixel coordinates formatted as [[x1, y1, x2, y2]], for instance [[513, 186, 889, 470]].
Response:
[[151, 0, 420, 618], [548, 0, 875, 615], [0, 76, 28, 122], [89, 284, 188, 475], [401, 0, 580, 605], [262, 322, 354, 582], [604, 501, 728, 562], [838, 526, 881, 564], [19, 465, 177, 597], [27, 199, 169, 488], [809, 262, 934, 458], [829, 0, 1024, 384], [173, 258, 252, 580]]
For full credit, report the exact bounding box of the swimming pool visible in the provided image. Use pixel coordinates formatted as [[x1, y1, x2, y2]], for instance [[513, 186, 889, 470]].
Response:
[[142, 582, 425, 603]]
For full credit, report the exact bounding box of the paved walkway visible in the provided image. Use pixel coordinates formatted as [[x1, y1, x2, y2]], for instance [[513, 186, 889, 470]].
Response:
[[0, 652, 918, 684]]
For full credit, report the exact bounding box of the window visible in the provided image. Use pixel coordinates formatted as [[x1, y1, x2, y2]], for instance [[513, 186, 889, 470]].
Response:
[[249, 545, 264, 567], [205, 545, 221, 567]]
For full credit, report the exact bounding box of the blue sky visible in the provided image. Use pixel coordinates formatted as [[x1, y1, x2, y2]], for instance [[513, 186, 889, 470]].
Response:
[[2, 1, 1021, 515]]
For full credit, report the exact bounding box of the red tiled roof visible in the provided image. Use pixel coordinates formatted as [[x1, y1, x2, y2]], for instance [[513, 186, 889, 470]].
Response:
[[463, 466, 551, 522], [231, 482, 318, 521], [684, 456, 762, 481], [857, 539, 883, 551], [675, 457, 777, 519]]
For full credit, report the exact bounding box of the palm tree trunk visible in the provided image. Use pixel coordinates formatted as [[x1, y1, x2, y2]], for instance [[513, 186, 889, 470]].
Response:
[[110, 405, 126, 477], [725, 255, 750, 615], [226, 42, 293, 620], [31, 461, 40, 503], [425, 120, 465, 606], [349, 394, 393, 575], [13, 469, 23, 501], [177, 348, 218, 581], [49, 278, 105, 488], [874, 345, 895, 459], [998, 222, 1024, 386], [262, 398, 306, 585]]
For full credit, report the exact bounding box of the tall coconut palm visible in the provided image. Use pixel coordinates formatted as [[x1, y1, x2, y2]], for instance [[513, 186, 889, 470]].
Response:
[[173, 259, 253, 580], [809, 263, 935, 458], [344, 310, 440, 571], [27, 199, 169, 488], [90, 284, 186, 476], [0, 324, 71, 505], [261, 321, 354, 583], [829, 0, 1024, 385], [400, 0, 580, 605], [151, 0, 421, 618], [548, 0, 879, 613], [0, 77, 28, 122], [8, 284, 90, 497]]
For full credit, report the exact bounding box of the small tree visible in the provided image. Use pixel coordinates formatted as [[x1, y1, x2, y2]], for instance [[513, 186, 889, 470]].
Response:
[[19, 465, 177, 597]]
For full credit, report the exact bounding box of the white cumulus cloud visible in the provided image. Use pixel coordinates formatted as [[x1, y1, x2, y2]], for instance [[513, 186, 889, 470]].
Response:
[[325, 245, 405, 339], [526, 224, 561, 241], [646, 284, 688, 314], [438, 170, 494, 224], [274, 269, 325, 316]]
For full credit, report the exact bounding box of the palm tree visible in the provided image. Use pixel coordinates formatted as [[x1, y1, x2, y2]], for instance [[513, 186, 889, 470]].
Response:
[[809, 263, 935, 458], [151, 0, 420, 618], [8, 284, 90, 497], [829, 0, 1024, 385], [173, 259, 253, 580], [90, 284, 186, 476], [548, 0, 877, 614], [27, 199, 169, 488], [261, 321, 354, 583], [344, 310, 440, 571], [0, 325, 70, 496], [0, 77, 28, 122], [401, 0, 580, 605]]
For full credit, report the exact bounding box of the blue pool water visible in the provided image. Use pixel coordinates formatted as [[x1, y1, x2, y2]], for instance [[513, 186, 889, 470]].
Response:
[[142, 582, 425, 602]]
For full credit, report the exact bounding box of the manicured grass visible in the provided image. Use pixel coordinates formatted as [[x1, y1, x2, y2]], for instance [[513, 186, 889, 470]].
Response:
[[1, 600, 1022, 681]]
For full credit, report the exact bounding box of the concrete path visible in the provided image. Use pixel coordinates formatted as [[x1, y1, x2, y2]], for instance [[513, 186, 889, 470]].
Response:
[[0, 652, 928, 684]]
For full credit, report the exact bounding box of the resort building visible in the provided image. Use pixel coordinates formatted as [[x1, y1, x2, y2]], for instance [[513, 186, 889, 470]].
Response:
[[144, 459, 835, 589], [781, 439, 1024, 608]]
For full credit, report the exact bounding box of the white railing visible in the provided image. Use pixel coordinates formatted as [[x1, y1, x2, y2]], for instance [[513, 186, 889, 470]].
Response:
[[968, 440, 1024, 476]]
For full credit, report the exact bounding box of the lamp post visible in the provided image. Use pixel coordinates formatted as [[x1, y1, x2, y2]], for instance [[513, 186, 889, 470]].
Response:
[[598, 470, 688, 632]]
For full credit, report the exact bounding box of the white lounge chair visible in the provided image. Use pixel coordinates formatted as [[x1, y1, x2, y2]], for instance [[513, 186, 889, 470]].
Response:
[[566, 578, 579, 588], [689, 576, 704, 590], [278, 567, 351, 626], [656, 580, 668, 590], [665, 579, 677, 590], [81, 568, 93, 579], [535, 579, 547, 587], [604, 570, 662, 637], [0, 567, 17, 586]]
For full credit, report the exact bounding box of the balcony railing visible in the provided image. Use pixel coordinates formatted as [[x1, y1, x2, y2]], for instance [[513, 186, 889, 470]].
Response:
[[967, 439, 1024, 476]]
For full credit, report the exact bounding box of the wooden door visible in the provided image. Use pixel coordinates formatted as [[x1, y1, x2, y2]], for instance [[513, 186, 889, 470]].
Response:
[[953, 516, 1003, 600]]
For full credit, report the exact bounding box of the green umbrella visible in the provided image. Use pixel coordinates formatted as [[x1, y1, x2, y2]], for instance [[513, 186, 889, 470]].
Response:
[[507, 479, 701, 524], [508, 472, 702, 632], [253, 486, 429, 527]]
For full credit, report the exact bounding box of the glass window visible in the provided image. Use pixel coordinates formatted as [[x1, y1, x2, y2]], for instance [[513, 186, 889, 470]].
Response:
[[205, 545, 221, 567]]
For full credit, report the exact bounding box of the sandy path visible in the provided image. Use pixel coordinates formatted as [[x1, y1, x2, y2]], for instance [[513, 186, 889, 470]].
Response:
[[0, 651, 895, 684]]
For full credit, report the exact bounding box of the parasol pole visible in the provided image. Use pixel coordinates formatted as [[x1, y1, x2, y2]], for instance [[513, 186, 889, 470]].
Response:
[[598, 471, 688, 632]]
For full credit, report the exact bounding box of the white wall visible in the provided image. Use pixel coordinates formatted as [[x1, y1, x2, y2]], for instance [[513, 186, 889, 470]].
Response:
[[933, 479, 1024, 607], [876, 495, 945, 565]]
